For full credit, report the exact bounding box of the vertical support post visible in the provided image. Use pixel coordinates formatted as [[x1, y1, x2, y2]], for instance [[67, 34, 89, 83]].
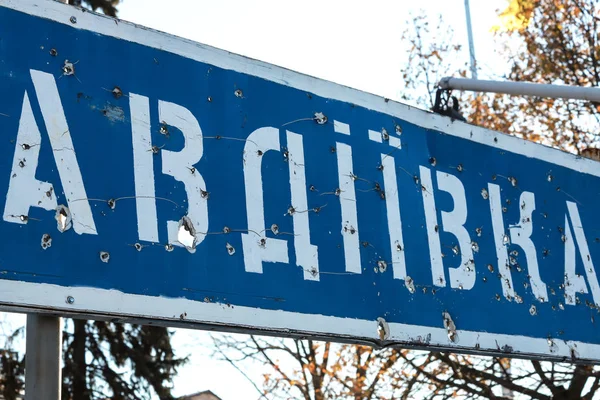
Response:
[[25, 314, 62, 400], [464, 0, 478, 79]]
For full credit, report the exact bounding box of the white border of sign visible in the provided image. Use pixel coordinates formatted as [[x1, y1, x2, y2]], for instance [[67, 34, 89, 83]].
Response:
[[1, 0, 598, 361]]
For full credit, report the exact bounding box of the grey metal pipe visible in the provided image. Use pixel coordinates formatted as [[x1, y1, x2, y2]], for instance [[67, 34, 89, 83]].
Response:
[[439, 77, 600, 103], [25, 314, 62, 400], [464, 0, 478, 79]]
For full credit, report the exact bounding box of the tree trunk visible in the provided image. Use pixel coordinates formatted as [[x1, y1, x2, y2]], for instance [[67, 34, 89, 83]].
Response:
[[72, 320, 87, 400]]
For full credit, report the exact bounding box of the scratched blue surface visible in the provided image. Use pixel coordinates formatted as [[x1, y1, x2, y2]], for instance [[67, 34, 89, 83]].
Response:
[[0, 6, 599, 347]]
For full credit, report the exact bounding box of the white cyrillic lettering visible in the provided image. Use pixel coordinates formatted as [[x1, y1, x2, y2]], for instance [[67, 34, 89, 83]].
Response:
[[30, 70, 96, 235], [3, 92, 57, 223], [130, 93, 159, 243], [242, 127, 289, 273], [488, 183, 516, 300], [287, 131, 319, 281], [564, 202, 600, 306], [420, 166, 445, 286], [159, 100, 208, 250], [381, 154, 407, 282], [337, 142, 361, 274]]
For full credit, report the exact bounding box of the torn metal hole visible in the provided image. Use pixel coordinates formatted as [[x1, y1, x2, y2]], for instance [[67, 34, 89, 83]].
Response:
[[259, 238, 266, 248], [443, 312, 458, 343], [21, 144, 31, 150], [207, 96, 212, 102], [502, 234, 511, 246], [287, 206, 296, 215], [159, 123, 169, 135], [508, 176, 518, 187], [377, 260, 387, 273], [151, 146, 160, 154], [49, 48, 58, 57], [234, 89, 243, 98], [55, 205, 72, 233], [134, 243, 143, 251], [405, 276, 416, 293], [69, 16, 77, 24], [471, 242, 479, 253], [112, 86, 123, 99], [41, 234, 52, 250], [481, 188, 489, 200], [107, 199, 116, 210], [18, 160, 25, 168], [99, 251, 110, 263], [529, 305, 537, 316], [270, 224, 279, 235], [19, 215, 28, 222], [428, 157, 437, 167], [200, 189, 209, 199], [381, 128, 389, 141], [377, 317, 390, 341], [165, 244, 174, 252], [456, 164, 463, 172], [177, 216, 197, 253], [62, 60, 75, 76], [395, 124, 402, 135], [475, 227, 482, 237], [313, 112, 328, 125], [66, 296, 75, 304], [226, 242, 235, 255], [334, 188, 341, 196], [223, 226, 231, 234], [547, 174, 553, 182]]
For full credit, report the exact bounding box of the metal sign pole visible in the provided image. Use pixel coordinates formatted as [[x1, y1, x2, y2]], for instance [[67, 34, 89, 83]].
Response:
[[463, 0, 478, 79], [25, 314, 62, 400]]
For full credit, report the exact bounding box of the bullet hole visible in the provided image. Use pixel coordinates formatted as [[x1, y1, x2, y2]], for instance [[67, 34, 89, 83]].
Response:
[[547, 174, 553, 182], [66, 296, 75, 304], [488, 264, 494, 272], [282, 150, 289, 161], [561, 234, 567, 243], [112, 86, 123, 99], [379, 191, 385, 200], [313, 206, 322, 213], [330, 146, 336, 153], [257, 150, 263, 156], [396, 243, 403, 252], [362, 241, 369, 247], [377, 164, 384, 171], [524, 282, 529, 289], [502, 207, 508, 213], [41, 234, 52, 250], [559, 303, 565, 310], [548, 338, 558, 353], [509, 257, 517, 266], [502, 234, 510, 246], [165, 244, 174, 252], [550, 288, 556, 295], [508, 177, 517, 187], [377, 317, 390, 341], [159, 124, 169, 135], [134, 243, 143, 251], [200, 189, 209, 199], [452, 245, 460, 255], [428, 157, 437, 166], [496, 294, 501, 301], [493, 137, 498, 143], [515, 295, 523, 304], [70, 16, 77, 24], [100, 251, 110, 263], [309, 267, 318, 278], [62, 60, 75, 76], [395, 124, 402, 135], [529, 305, 537, 316], [180, 312, 187, 320], [334, 188, 341, 196], [177, 216, 197, 253], [18, 160, 25, 168], [223, 226, 231, 234], [377, 260, 387, 273], [49, 48, 58, 56], [405, 276, 416, 293], [151, 146, 160, 154], [475, 227, 482, 237], [381, 128, 389, 141], [510, 250, 519, 257], [107, 199, 116, 210], [271, 224, 279, 235], [226, 243, 235, 255], [234, 89, 243, 98], [259, 238, 267, 248], [471, 242, 479, 253], [55, 205, 72, 233], [309, 185, 316, 192], [287, 206, 296, 215], [313, 112, 327, 125], [21, 144, 31, 150], [481, 188, 489, 200], [207, 96, 212, 102], [456, 164, 463, 172], [443, 312, 458, 343], [434, 225, 439, 233]]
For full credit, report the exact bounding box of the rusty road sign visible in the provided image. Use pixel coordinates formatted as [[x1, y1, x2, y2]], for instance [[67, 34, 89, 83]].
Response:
[[1, 0, 600, 362]]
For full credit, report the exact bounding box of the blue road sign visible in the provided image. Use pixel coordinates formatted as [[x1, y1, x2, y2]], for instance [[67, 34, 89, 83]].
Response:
[[2, 0, 600, 362]]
